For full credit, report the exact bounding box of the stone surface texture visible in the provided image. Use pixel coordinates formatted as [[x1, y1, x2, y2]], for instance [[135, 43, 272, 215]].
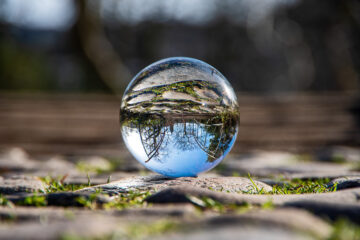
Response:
[[147, 186, 360, 206], [220, 151, 359, 179], [1, 147, 360, 240], [78, 175, 273, 194], [0, 175, 45, 194], [327, 177, 360, 190]]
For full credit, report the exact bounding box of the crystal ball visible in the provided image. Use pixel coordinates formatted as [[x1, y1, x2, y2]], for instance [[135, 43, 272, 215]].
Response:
[[120, 57, 239, 177]]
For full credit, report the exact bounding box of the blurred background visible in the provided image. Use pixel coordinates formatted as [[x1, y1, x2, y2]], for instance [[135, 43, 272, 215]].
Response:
[[0, 0, 359, 157], [1, 0, 360, 94]]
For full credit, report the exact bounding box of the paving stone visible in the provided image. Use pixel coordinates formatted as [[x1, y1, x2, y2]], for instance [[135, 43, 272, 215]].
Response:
[[202, 209, 331, 239], [154, 208, 331, 240], [222, 208, 332, 239], [77, 175, 272, 195], [0, 148, 79, 176], [146, 186, 360, 206], [68, 152, 144, 173], [0, 214, 120, 240], [0, 204, 197, 222], [75, 156, 113, 172], [284, 201, 360, 224], [113, 204, 197, 219], [0, 206, 71, 222], [285, 172, 360, 181], [38, 156, 78, 175], [221, 151, 357, 179], [156, 224, 314, 240], [0, 148, 36, 172], [223, 152, 297, 175], [62, 171, 136, 186], [147, 187, 360, 223], [0, 175, 45, 194], [317, 146, 360, 163], [327, 177, 360, 190], [7, 192, 112, 207]]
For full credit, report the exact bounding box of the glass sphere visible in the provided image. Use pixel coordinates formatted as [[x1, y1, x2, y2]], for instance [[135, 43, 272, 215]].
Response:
[[120, 57, 239, 177]]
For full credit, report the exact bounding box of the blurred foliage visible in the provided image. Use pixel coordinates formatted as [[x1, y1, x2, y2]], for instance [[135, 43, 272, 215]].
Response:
[[0, 0, 359, 93], [0, 38, 52, 91]]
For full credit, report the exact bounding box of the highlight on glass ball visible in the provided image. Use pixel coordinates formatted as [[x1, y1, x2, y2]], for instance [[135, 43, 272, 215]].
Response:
[[119, 57, 239, 177]]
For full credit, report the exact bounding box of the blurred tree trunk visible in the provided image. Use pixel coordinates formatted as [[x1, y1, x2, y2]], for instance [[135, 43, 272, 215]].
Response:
[[73, 0, 131, 94]]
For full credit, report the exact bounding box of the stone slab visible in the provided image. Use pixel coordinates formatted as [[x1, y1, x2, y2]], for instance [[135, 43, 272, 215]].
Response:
[[77, 175, 273, 195], [0, 148, 78, 176], [327, 177, 360, 190], [155, 224, 314, 240], [146, 186, 360, 206], [7, 192, 112, 207], [0, 175, 45, 194], [317, 146, 360, 163], [0, 214, 119, 240], [154, 208, 331, 240], [284, 201, 360, 224], [221, 152, 358, 180], [0, 204, 197, 222]]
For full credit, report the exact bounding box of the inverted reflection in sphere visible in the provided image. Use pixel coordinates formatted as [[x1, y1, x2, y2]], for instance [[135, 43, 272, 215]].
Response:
[[120, 57, 239, 177]]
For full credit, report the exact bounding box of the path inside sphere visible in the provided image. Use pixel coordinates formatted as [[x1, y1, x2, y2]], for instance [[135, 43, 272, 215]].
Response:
[[122, 79, 237, 115]]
